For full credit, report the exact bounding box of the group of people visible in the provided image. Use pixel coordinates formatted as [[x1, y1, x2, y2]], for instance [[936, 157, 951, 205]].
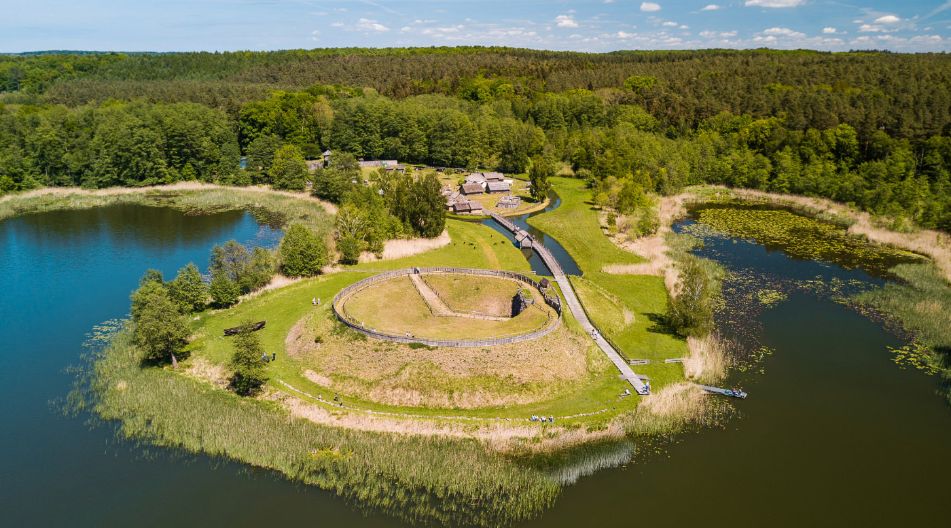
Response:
[[260, 352, 276, 363], [530, 415, 555, 423]]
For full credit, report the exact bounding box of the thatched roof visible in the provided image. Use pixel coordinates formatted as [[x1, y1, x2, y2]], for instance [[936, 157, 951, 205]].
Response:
[[461, 182, 485, 194], [487, 181, 511, 193]]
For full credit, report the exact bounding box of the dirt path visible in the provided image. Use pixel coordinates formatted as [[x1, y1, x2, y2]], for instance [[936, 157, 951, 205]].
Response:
[[409, 273, 509, 322]]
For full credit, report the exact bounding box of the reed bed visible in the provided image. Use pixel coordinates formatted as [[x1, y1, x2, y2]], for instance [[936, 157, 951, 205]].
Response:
[[81, 329, 560, 527], [685, 333, 729, 384], [0, 183, 335, 234]]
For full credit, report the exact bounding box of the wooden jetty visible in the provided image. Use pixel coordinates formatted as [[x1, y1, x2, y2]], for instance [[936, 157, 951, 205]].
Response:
[[699, 385, 748, 399]]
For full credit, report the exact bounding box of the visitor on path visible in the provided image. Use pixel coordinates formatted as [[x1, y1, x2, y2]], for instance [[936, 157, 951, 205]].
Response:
[[312, 297, 317, 306]]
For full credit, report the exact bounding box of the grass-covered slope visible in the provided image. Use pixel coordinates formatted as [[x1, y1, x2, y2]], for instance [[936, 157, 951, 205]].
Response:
[[529, 177, 688, 388]]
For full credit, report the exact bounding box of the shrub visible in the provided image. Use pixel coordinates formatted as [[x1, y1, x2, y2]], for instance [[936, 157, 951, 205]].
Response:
[[279, 224, 328, 277], [209, 270, 241, 307]]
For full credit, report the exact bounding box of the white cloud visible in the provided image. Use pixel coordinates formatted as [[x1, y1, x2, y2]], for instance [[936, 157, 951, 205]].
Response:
[[617, 31, 637, 39], [745, 0, 805, 7], [662, 21, 677, 27], [330, 22, 344, 28], [555, 15, 579, 28], [822, 27, 837, 34], [873, 15, 901, 24], [640, 2, 661, 12], [701, 29, 738, 38], [357, 18, 389, 32], [701, 4, 721, 11], [310, 30, 320, 41], [760, 27, 805, 38]]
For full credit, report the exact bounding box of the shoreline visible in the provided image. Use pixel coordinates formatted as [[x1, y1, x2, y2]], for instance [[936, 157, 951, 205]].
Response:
[[0, 182, 338, 221]]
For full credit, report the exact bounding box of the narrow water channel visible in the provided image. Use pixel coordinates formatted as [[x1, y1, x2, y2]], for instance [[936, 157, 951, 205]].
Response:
[[481, 192, 582, 276]]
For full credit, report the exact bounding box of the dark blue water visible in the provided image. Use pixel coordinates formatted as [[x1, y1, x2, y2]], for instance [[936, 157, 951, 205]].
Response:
[[0, 206, 402, 527], [482, 193, 582, 276]]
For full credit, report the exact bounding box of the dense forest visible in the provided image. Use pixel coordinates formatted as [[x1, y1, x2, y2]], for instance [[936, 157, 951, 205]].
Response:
[[1, 48, 949, 230]]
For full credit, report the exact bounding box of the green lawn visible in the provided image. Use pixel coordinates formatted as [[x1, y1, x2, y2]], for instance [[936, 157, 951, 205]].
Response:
[[358, 219, 531, 273], [529, 177, 643, 273], [528, 177, 688, 390], [187, 216, 639, 425]]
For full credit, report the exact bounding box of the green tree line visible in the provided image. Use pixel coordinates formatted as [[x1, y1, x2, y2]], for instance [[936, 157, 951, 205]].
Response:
[[1, 48, 949, 230]]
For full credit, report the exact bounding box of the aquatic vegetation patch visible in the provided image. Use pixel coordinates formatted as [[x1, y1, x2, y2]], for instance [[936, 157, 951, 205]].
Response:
[[854, 263, 951, 399], [888, 342, 941, 376], [755, 289, 787, 307], [695, 206, 923, 276]]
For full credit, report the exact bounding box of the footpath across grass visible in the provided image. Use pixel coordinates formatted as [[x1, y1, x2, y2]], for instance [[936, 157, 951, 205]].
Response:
[[529, 177, 688, 389]]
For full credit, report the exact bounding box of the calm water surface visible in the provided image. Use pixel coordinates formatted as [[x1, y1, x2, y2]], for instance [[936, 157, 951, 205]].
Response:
[[2, 204, 950, 527]]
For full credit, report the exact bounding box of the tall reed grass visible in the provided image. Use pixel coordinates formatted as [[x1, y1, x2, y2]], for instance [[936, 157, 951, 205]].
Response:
[[77, 329, 559, 527]]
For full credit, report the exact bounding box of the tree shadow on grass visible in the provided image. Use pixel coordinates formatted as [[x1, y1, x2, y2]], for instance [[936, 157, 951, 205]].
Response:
[[644, 312, 680, 337]]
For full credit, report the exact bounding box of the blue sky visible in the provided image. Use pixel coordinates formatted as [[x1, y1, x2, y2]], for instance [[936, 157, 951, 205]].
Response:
[[2, 1, 950, 53]]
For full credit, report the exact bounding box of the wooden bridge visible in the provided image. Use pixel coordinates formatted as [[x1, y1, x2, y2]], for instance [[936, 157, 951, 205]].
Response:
[[489, 213, 650, 395]]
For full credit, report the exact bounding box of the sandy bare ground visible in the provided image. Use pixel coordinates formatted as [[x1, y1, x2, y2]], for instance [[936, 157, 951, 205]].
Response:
[[358, 230, 451, 263], [603, 192, 693, 294], [270, 382, 625, 453], [0, 182, 338, 214]]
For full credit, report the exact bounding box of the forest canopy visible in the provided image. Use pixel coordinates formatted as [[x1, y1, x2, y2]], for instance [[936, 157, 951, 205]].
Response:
[[1, 47, 949, 230]]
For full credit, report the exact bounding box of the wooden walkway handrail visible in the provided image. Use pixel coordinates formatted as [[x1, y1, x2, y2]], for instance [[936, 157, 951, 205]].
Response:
[[489, 213, 649, 394]]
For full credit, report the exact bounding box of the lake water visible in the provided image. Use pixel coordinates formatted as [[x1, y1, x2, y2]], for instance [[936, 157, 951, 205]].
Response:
[[2, 203, 950, 526]]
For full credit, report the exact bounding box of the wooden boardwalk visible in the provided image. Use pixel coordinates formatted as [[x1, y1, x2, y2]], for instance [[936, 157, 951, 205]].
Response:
[[489, 214, 650, 395]]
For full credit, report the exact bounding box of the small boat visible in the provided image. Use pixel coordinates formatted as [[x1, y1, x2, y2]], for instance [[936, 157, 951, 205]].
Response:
[[223, 321, 266, 336]]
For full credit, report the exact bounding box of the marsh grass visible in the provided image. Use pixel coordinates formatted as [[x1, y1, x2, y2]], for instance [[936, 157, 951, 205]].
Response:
[[684, 333, 729, 384], [627, 382, 732, 437], [0, 184, 335, 234], [855, 263, 951, 398], [82, 329, 560, 527]]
